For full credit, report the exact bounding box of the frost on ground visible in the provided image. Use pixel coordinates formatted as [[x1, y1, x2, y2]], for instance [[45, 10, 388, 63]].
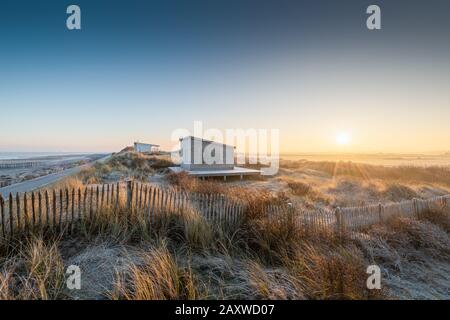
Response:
[[63, 243, 137, 299], [358, 218, 450, 299]]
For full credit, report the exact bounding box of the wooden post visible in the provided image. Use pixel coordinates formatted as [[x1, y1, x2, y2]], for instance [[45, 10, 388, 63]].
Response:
[[413, 198, 418, 217], [165, 189, 171, 215], [155, 188, 161, 216], [287, 203, 294, 229], [38, 192, 42, 228], [45, 191, 50, 228], [64, 189, 69, 229], [71, 188, 75, 228], [52, 190, 57, 228], [16, 193, 21, 233], [96, 186, 100, 214], [126, 180, 132, 212], [9, 193, 14, 237], [78, 188, 82, 222], [169, 190, 175, 213], [139, 184, 143, 211], [335, 207, 342, 238], [160, 189, 165, 216], [106, 184, 110, 206], [147, 187, 154, 226], [0, 195, 5, 238], [58, 189, 63, 229], [31, 192, 36, 228], [135, 183, 139, 214], [90, 187, 94, 221], [204, 194, 210, 221], [116, 182, 120, 210], [143, 186, 149, 214], [150, 187, 156, 225], [173, 190, 178, 215], [83, 188, 87, 221], [23, 192, 29, 232], [378, 203, 383, 223], [101, 184, 105, 210]]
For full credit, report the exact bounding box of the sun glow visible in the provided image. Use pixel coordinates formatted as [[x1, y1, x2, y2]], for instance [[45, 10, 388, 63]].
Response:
[[336, 132, 350, 145]]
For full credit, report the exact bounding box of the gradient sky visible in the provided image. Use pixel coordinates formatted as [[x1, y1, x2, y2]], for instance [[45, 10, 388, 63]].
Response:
[[1, 0, 449, 153]]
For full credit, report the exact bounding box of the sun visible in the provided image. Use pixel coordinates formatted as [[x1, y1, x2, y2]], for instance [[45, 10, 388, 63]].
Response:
[[336, 132, 350, 145]]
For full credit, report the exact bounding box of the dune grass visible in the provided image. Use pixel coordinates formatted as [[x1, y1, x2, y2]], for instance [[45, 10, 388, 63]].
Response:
[[1, 155, 448, 300]]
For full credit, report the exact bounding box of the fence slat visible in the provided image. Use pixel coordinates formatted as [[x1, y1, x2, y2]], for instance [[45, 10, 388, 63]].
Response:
[[0, 195, 5, 238], [16, 193, 21, 233], [71, 189, 75, 228], [31, 192, 36, 228], [23, 193, 29, 231], [9, 193, 14, 236], [38, 192, 42, 228], [45, 191, 50, 228], [90, 187, 94, 221]]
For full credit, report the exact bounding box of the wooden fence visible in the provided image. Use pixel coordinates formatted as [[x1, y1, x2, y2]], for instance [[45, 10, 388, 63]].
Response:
[[0, 179, 448, 240], [0, 181, 245, 239], [265, 195, 450, 236]]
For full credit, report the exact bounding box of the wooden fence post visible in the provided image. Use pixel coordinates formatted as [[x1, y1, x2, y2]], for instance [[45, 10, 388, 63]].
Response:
[[16, 193, 21, 233], [378, 203, 383, 223], [45, 191, 49, 227], [59, 189, 63, 230], [52, 190, 57, 228], [77, 188, 82, 222], [9, 193, 14, 237], [89, 187, 94, 221], [126, 180, 132, 212], [38, 192, 42, 228], [23, 192, 29, 231], [101, 184, 105, 210], [0, 195, 5, 238], [82, 188, 87, 221], [135, 182, 140, 214], [71, 188, 75, 229], [31, 192, 36, 228], [287, 202, 294, 228], [111, 182, 120, 210], [335, 207, 342, 238], [96, 186, 100, 214], [106, 184, 110, 206], [413, 198, 418, 217]]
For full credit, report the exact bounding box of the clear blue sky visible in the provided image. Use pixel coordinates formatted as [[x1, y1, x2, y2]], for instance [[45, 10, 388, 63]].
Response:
[[1, 0, 449, 153]]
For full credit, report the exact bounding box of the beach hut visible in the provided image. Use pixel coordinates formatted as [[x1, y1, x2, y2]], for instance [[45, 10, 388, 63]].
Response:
[[170, 136, 260, 180], [134, 142, 160, 153]]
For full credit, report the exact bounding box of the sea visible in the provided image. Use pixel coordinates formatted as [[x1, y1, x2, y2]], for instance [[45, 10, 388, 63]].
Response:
[[0, 152, 93, 161]]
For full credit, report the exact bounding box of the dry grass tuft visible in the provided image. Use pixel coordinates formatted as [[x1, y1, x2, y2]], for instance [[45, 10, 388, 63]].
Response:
[[285, 180, 312, 196], [0, 237, 66, 300], [418, 208, 450, 233], [110, 243, 206, 300]]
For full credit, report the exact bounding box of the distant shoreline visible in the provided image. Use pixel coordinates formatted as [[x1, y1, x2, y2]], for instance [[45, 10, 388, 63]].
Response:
[[0, 152, 105, 161]]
